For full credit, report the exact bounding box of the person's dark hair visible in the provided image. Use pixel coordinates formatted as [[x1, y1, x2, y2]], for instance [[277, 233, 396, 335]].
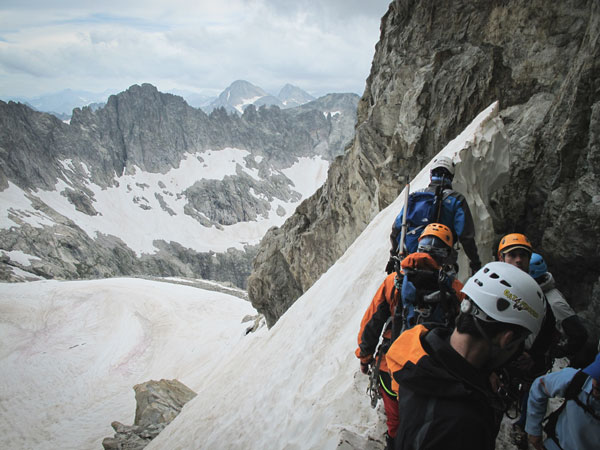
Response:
[[431, 167, 453, 180], [456, 312, 528, 340]]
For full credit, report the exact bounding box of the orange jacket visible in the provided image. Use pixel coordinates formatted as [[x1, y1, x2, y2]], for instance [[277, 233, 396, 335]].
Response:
[[356, 254, 465, 374], [385, 324, 430, 394], [355, 272, 399, 373]]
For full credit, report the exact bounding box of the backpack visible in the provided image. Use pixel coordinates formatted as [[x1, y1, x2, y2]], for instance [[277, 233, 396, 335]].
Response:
[[393, 188, 452, 254], [390, 254, 459, 339], [543, 370, 600, 447]]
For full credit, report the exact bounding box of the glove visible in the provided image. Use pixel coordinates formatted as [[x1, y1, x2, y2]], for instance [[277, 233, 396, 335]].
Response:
[[385, 257, 396, 274], [469, 260, 481, 275], [360, 356, 374, 374], [360, 362, 370, 374]]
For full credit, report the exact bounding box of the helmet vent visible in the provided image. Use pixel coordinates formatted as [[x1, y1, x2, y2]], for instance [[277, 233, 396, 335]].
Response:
[[483, 268, 490, 274], [496, 298, 510, 311], [474, 279, 483, 287], [489, 272, 500, 279], [500, 280, 512, 287]]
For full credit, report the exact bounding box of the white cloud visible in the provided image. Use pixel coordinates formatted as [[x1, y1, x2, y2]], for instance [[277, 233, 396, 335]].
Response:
[[0, 0, 389, 98]]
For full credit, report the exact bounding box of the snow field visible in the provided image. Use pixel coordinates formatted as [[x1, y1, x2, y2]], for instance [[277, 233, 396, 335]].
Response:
[[0, 149, 329, 256], [0, 278, 257, 450]]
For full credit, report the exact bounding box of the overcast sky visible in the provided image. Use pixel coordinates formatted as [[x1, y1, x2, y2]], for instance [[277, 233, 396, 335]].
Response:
[[0, 0, 391, 99]]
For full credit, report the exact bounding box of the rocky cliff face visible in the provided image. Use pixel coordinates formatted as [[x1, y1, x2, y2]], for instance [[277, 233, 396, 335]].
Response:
[[248, 0, 600, 334], [0, 84, 359, 287]]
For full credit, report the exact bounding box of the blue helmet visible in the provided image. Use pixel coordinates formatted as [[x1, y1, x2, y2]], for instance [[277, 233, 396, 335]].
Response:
[[529, 253, 547, 279]]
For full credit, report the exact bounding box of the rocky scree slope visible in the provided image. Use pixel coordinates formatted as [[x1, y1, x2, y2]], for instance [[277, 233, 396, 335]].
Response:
[[248, 0, 600, 334], [0, 84, 359, 287]]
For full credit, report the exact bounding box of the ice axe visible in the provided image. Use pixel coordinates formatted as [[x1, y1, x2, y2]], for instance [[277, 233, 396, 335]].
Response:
[[398, 176, 410, 260]]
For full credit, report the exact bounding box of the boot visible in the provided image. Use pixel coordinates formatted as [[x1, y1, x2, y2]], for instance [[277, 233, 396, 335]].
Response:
[[385, 432, 395, 450]]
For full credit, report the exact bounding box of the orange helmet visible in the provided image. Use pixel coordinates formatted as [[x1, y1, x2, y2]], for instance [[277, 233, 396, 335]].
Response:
[[497, 233, 532, 259], [419, 223, 453, 248]]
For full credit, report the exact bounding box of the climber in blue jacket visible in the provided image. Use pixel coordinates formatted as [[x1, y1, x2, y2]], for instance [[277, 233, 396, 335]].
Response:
[[387, 156, 481, 274], [525, 349, 600, 450]]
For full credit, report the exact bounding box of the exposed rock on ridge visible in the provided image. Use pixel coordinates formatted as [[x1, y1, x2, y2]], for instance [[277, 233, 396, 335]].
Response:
[[102, 379, 196, 450], [248, 0, 600, 333]]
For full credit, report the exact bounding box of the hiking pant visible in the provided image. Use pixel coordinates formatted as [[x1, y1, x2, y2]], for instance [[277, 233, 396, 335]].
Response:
[[379, 372, 399, 438]]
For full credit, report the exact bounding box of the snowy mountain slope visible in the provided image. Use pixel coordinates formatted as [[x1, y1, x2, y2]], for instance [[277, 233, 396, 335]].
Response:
[[146, 102, 509, 449], [1, 150, 328, 258], [0, 278, 258, 450]]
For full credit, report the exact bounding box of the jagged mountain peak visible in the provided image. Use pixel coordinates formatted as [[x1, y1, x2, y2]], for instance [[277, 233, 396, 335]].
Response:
[[226, 80, 268, 97], [277, 84, 315, 108], [207, 80, 279, 114]]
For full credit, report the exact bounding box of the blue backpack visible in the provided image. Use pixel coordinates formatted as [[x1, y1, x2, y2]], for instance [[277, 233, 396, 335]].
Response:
[[393, 190, 451, 253]]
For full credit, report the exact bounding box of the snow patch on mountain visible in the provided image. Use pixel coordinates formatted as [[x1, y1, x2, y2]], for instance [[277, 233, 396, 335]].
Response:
[[0, 183, 56, 228], [0, 149, 329, 256], [1, 249, 41, 265], [234, 95, 263, 113], [281, 156, 329, 198]]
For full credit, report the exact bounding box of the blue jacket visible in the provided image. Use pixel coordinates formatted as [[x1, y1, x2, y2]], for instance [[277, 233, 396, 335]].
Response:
[[390, 179, 480, 267], [525, 367, 600, 450]]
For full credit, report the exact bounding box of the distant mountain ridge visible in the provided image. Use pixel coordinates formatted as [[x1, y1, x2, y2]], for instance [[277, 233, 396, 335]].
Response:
[[6, 88, 117, 117], [4, 80, 321, 118], [203, 80, 316, 114]]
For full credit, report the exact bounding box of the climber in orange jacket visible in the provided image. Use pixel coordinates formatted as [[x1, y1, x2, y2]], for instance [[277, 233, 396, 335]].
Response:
[[355, 223, 464, 450]]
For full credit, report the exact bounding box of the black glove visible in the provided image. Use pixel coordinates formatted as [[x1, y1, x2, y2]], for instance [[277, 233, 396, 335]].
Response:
[[360, 356, 374, 374], [469, 260, 481, 275], [385, 257, 396, 274]]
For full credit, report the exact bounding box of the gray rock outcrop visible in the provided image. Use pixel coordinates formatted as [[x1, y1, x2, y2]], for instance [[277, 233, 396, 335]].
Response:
[[248, 0, 600, 332], [102, 379, 196, 450]]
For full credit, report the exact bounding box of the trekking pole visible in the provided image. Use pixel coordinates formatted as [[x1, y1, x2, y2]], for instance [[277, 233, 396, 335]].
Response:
[[434, 174, 445, 223], [398, 176, 410, 258]]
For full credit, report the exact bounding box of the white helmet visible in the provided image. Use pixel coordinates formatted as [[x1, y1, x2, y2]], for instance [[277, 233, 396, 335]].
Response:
[[431, 156, 455, 177], [461, 262, 545, 336]]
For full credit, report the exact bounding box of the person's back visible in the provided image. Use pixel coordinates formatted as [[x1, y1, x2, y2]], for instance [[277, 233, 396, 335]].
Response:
[[394, 224, 464, 336], [387, 156, 481, 274], [525, 352, 600, 450], [390, 324, 502, 450]]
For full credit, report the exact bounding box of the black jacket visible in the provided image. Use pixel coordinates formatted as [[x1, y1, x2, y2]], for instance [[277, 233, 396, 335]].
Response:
[[387, 326, 503, 450]]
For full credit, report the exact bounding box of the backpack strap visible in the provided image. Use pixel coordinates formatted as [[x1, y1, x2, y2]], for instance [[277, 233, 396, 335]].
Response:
[[391, 274, 404, 341], [543, 370, 591, 447]]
